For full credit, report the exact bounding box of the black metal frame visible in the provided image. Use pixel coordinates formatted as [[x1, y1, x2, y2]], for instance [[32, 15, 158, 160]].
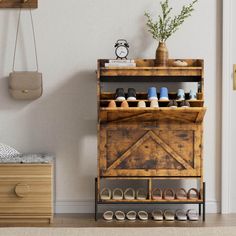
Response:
[[94, 178, 206, 222], [100, 76, 202, 83]]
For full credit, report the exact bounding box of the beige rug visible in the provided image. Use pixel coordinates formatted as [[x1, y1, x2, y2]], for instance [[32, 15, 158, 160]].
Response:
[[0, 227, 236, 236]]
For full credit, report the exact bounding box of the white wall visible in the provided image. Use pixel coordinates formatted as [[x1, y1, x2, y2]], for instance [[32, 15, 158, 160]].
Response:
[[228, 0, 236, 213], [0, 0, 221, 213]]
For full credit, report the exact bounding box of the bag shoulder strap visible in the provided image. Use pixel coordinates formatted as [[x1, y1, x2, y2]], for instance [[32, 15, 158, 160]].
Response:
[[12, 8, 39, 72]]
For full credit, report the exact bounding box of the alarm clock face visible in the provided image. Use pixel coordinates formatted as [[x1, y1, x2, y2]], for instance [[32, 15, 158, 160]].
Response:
[[115, 45, 129, 59]]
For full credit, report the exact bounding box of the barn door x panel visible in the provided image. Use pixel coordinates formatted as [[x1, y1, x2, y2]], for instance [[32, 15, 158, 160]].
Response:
[[99, 123, 202, 177]]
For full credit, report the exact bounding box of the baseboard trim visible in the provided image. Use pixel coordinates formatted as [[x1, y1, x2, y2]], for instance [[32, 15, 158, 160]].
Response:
[[55, 200, 220, 214], [55, 201, 94, 214], [206, 200, 220, 213]]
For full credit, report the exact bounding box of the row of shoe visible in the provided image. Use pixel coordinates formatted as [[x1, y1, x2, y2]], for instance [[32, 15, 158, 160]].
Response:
[[107, 100, 191, 108], [115, 88, 197, 101], [100, 188, 200, 201], [151, 188, 200, 200], [103, 209, 199, 221]]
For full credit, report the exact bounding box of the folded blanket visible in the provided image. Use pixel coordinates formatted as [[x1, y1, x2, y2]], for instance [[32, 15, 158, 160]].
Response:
[[0, 153, 54, 164]]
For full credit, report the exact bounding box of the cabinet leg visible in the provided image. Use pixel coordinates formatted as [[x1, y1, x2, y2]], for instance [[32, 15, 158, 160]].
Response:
[[203, 182, 206, 221], [203, 202, 205, 221], [95, 178, 98, 221], [199, 204, 201, 216]]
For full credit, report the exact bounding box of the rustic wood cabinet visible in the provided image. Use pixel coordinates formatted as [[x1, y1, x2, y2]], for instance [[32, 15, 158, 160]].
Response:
[[95, 59, 206, 221], [99, 122, 203, 177]]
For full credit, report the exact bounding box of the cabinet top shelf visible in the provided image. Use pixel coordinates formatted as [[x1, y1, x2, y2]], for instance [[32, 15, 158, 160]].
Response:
[[97, 59, 204, 82]]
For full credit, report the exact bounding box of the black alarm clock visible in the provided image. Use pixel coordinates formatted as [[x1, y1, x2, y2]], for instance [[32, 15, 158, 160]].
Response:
[[114, 39, 129, 59]]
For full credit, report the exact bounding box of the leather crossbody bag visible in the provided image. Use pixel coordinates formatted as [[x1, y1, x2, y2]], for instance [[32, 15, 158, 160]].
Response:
[[9, 9, 42, 100]]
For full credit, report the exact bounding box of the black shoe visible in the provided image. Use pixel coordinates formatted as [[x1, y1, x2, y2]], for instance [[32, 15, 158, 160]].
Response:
[[115, 88, 125, 101], [167, 100, 178, 108], [127, 88, 136, 101], [180, 100, 190, 108]]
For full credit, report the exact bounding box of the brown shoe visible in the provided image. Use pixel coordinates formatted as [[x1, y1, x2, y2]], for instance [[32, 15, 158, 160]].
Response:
[[108, 100, 116, 108], [121, 101, 129, 108]]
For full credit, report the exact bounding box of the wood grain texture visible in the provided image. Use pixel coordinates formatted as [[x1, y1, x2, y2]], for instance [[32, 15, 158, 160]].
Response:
[[0, 0, 37, 8], [98, 199, 203, 203], [97, 59, 205, 203], [98, 59, 203, 77], [100, 108, 206, 123], [99, 123, 202, 177], [0, 164, 53, 223]]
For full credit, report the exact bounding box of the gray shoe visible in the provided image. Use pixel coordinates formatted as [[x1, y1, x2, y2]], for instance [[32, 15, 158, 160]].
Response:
[[180, 100, 190, 108], [167, 100, 178, 108]]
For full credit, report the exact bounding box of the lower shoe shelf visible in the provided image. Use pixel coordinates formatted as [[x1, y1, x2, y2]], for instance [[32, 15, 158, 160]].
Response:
[[94, 178, 206, 222], [98, 199, 204, 204]]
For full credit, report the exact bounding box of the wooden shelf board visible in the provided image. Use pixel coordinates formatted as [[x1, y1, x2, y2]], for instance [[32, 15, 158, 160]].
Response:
[[100, 92, 204, 101], [98, 59, 204, 79], [100, 107, 206, 111], [101, 67, 202, 70], [100, 100, 204, 103], [100, 176, 202, 180], [100, 68, 202, 77], [98, 199, 203, 204], [100, 100, 204, 108]]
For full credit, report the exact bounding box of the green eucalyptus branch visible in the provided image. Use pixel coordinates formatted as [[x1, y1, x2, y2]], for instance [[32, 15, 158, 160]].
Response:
[[145, 0, 198, 42]]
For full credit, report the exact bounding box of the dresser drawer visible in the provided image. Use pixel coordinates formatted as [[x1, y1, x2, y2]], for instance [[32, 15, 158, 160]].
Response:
[[0, 164, 53, 216]]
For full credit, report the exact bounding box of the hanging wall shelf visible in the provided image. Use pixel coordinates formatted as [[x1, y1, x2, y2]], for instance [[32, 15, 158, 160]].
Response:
[[0, 0, 37, 8]]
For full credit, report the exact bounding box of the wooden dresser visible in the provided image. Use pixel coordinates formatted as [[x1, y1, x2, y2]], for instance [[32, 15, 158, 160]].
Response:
[[0, 161, 53, 223]]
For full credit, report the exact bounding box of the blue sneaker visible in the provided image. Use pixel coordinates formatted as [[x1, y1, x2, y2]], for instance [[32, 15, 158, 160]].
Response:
[[177, 89, 185, 101], [159, 87, 169, 101], [148, 87, 158, 101], [189, 90, 197, 100]]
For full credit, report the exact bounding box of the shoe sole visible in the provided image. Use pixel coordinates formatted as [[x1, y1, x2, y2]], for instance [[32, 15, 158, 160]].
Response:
[[159, 97, 169, 101], [116, 97, 126, 101], [148, 97, 158, 101], [127, 97, 136, 101]]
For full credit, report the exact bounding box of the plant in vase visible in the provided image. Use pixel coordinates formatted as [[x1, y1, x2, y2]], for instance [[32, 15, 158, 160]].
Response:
[[145, 0, 198, 67]]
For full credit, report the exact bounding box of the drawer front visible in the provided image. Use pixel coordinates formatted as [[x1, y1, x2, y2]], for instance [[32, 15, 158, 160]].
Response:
[[0, 164, 52, 177], [0, 164, 52, 215], [99, 123, 202, 177]]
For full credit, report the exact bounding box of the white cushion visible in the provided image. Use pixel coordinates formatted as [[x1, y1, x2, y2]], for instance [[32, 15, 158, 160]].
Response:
[[0, 143, 20, 157]]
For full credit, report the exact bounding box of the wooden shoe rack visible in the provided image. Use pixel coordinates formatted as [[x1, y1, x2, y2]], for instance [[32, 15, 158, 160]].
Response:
[[95, 59, 206, 221]]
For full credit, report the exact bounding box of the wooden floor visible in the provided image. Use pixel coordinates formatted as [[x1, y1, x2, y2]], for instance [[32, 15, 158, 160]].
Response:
[[1, 214, 236, 227]]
